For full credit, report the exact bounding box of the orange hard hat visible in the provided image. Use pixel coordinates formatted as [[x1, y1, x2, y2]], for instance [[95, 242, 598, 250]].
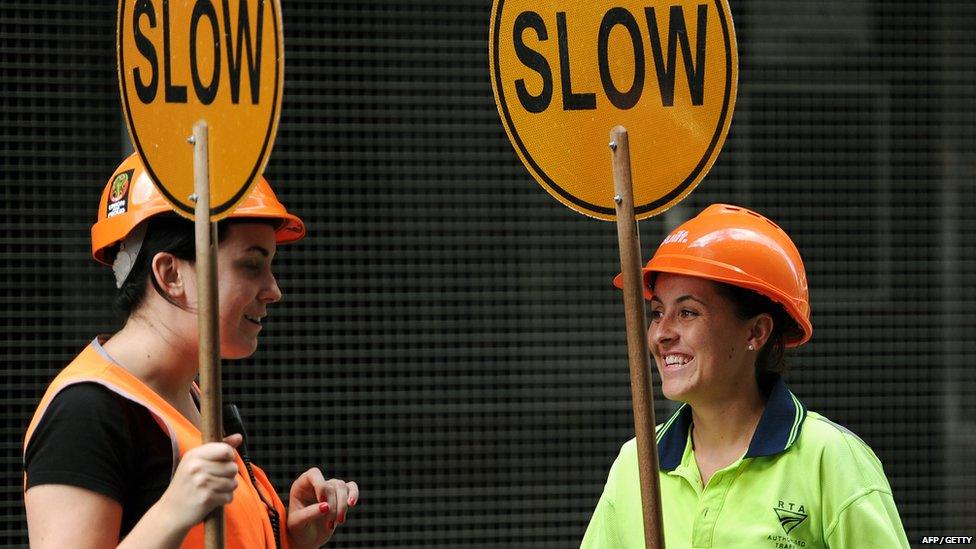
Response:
[[614, 204, 812, 347], [91, 152, 305, 266]]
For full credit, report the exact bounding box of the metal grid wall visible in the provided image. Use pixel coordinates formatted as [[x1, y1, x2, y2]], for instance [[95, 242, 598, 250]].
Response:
[[2, 1, 973, 546], [1, 2, 123, 543]]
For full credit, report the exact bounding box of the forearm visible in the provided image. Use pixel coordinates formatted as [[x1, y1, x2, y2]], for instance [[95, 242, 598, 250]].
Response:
[[287, 522, 323, 549], [116, 500, 193, 549], [287, 534, 312, 549]]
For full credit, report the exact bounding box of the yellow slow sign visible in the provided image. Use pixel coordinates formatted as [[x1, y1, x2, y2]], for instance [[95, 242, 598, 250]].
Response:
[[118, 0, 283, 220], [490, 0, 738, 220]]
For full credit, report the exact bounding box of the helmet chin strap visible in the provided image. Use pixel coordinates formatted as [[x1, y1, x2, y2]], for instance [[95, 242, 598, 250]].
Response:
[[112, 223, 147, 288]]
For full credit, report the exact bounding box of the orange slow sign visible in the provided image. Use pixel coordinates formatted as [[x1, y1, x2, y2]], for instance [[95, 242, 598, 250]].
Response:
[[118, 0, 283, 220], [490, 0, 737, 220]]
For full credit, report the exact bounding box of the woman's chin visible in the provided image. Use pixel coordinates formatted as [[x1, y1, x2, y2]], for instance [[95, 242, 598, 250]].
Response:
[[220, 340, 258, 360], [661, 379, 697, 403]]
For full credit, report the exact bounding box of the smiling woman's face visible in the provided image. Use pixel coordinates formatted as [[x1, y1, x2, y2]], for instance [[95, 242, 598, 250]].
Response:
[[177, 222, 283, 360], [647, 273, 758, 405], [214, 223, 282, 359]]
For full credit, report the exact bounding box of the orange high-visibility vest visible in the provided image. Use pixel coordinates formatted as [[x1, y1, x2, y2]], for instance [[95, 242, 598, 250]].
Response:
[[24, 341, 288, 548]]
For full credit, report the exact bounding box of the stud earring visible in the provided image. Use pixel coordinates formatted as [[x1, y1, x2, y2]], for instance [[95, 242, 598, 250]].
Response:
[[747, 344, 755, 351]]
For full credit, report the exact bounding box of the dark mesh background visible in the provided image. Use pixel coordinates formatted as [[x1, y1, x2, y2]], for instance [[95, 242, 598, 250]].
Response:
[[2, 1, 974, 547]]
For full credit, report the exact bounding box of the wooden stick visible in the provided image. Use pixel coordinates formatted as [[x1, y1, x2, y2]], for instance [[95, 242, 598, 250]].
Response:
[[610, 126, 665, 549], [193, 120, 225, 549]]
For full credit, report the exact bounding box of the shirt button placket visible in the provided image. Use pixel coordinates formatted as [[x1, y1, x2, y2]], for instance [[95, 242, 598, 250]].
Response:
[[691, 471, 731, 548]]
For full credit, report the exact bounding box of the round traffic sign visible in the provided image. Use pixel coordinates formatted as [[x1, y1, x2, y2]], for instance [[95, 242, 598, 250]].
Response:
[[490, 0, 737, 220], [118, 0, 283, 220]]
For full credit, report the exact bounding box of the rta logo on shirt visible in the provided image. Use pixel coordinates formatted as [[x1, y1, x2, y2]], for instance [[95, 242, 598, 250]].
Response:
[[764, 499, 809, 548], [774, 500, 808, 535]]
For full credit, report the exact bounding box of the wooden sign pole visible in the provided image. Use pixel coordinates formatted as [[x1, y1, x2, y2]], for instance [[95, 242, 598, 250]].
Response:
[[610, 126, 665, 549], [192, 120, 225, 549]]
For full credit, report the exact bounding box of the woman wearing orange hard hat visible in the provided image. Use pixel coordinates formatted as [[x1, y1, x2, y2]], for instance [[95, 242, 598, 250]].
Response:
[[24, 153, 358, 548], [581, 204, 908, 548]]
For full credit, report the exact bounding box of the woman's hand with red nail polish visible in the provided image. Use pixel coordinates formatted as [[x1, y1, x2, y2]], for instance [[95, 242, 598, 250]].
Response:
[[284, 467, 359, 549]]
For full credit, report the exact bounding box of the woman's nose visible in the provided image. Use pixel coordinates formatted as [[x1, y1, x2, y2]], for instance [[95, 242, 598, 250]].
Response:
[[262, 273, 282, 303], [650, 314, 676, 347]]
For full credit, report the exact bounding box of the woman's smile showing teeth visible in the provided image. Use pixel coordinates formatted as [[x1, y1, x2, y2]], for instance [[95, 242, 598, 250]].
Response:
[[663, 354, 692, 369], [244, 314, 262, 326]]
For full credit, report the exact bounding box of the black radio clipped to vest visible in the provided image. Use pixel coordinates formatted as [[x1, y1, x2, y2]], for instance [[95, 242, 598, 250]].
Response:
[[224, 403, 282, 549]]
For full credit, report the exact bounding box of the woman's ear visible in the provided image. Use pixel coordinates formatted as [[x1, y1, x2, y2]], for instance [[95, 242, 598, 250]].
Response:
[[748, 313, 774, 352], [151, 252, 185, 299]]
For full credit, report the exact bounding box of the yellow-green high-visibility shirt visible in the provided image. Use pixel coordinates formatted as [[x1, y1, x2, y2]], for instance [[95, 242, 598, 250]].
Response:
[[581, 380, 909, 549]]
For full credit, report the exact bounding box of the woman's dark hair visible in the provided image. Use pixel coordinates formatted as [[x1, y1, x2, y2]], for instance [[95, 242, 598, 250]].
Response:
[[108, 213, 278, 321], [713, 282, 805, 396]]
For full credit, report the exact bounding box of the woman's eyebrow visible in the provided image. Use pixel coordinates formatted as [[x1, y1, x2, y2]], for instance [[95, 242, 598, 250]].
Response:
[[651, 295, 707, 306], [675, 295, 706, 306]]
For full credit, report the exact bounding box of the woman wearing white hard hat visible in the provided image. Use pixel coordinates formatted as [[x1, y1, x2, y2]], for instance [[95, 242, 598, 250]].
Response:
[[582, 204, 908, 548], [24, 154, 358, 548]]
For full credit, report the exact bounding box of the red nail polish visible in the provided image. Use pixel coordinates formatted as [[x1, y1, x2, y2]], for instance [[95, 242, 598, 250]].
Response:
[[338, 512, 345, 524], [319, 502, 329, 514], [348, 496, 356, 506]]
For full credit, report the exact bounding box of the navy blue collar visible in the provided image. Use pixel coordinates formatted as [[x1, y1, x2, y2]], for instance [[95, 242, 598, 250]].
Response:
[[656, 379, 808, 471]]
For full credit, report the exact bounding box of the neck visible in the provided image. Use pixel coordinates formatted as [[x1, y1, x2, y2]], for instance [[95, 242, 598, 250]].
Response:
[[102, 313, 199, 408], [689, 383, 766, 455]]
